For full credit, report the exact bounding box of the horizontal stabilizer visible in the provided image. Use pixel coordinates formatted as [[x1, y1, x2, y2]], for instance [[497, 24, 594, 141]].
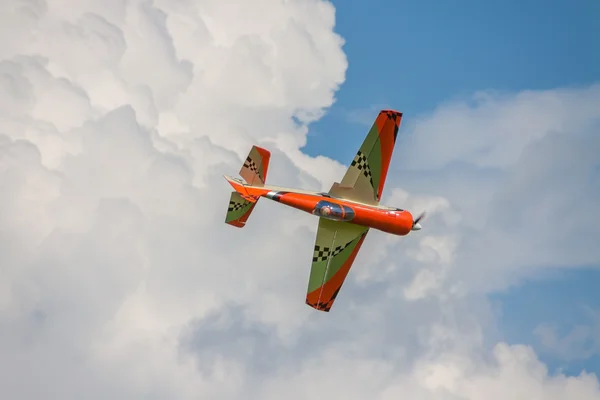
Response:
[[225, 191, 258, 228]]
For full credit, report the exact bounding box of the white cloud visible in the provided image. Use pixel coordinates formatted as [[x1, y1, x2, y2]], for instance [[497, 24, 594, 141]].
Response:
[[387, 85, 600, 297], [398, 84, 600, 170], [1, 0, 600, 399], [385, 343, 600, 400]]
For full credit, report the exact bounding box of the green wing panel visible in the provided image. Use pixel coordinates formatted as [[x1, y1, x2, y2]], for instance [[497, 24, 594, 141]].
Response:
[[305, 218, 369, 312], [336, 110, 402, 204]]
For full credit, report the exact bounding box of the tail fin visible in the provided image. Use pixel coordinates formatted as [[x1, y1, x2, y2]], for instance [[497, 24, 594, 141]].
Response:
[[224, 145, 271, 228], [240, 145, 270, 186]]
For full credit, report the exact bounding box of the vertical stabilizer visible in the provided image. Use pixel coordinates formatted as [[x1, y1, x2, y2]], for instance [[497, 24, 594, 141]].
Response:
[[239, 145, 270, 186]]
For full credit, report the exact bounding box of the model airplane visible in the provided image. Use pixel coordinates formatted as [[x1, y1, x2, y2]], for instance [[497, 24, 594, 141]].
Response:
[[224, 109, 424, 312]]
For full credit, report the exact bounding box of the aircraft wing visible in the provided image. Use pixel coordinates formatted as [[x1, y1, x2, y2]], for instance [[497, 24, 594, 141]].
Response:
[[305, 217, 369, 312], [329, 110, 403, 205]]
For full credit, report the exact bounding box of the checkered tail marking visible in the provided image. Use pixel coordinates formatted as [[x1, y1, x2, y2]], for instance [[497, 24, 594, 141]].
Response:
[[225, 191, 258, 228], [239, 145, 270, 186]]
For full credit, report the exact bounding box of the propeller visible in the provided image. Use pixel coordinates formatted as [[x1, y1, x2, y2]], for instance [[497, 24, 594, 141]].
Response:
[[412, 211, 426, 231]]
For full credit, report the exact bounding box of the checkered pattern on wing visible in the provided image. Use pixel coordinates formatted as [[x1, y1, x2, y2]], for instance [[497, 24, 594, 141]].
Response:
[[312, 242, 350, 263], [350, 150, 374, 187], [228, 201, 246, 212], [243, 156, 260, 177]]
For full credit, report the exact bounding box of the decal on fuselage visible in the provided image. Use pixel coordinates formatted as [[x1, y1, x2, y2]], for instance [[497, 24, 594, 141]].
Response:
[[311, 200, 355, 222]]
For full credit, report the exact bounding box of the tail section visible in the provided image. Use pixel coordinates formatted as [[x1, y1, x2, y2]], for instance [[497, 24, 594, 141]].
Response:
[[240, 145, 270, 186], [225, 191, 258, 227], [224, 145, 271, 228]]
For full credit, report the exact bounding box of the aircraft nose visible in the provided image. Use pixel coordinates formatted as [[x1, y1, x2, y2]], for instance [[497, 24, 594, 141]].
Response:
[[411, 222, 422, 231]]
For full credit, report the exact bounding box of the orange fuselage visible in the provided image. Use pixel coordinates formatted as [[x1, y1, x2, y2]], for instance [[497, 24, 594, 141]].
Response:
[[263, 190, 414, 236]]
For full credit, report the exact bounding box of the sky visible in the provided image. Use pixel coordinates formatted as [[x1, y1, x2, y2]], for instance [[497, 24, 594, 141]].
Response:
[[304, 0, 600, 377], [305, 0, 600, 160], [0, 0, 599, 399]]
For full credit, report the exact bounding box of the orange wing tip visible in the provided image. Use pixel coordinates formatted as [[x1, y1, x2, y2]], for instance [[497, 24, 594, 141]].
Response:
[[379, 110, 403, 123], [380, 109, 402, 116], [306, 300, 331, 312], [226, 220, 246, 228]]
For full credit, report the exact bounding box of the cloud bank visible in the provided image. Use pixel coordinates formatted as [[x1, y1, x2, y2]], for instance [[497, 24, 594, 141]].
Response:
[[1, 0, 599, 399]]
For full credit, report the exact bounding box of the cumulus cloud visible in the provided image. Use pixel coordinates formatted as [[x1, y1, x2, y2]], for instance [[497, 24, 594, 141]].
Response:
[[1, 0, 599, 399], [388, 84, 600, 296]]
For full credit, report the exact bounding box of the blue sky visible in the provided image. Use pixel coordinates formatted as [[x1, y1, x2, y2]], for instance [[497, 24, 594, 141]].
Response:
[[492, 268, 600, 376], [305, 0, 600, 162], [304, 0, 600, 376]]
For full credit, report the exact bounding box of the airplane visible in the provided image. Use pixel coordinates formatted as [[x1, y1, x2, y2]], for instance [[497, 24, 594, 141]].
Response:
[[223, 109, 425, 312]]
